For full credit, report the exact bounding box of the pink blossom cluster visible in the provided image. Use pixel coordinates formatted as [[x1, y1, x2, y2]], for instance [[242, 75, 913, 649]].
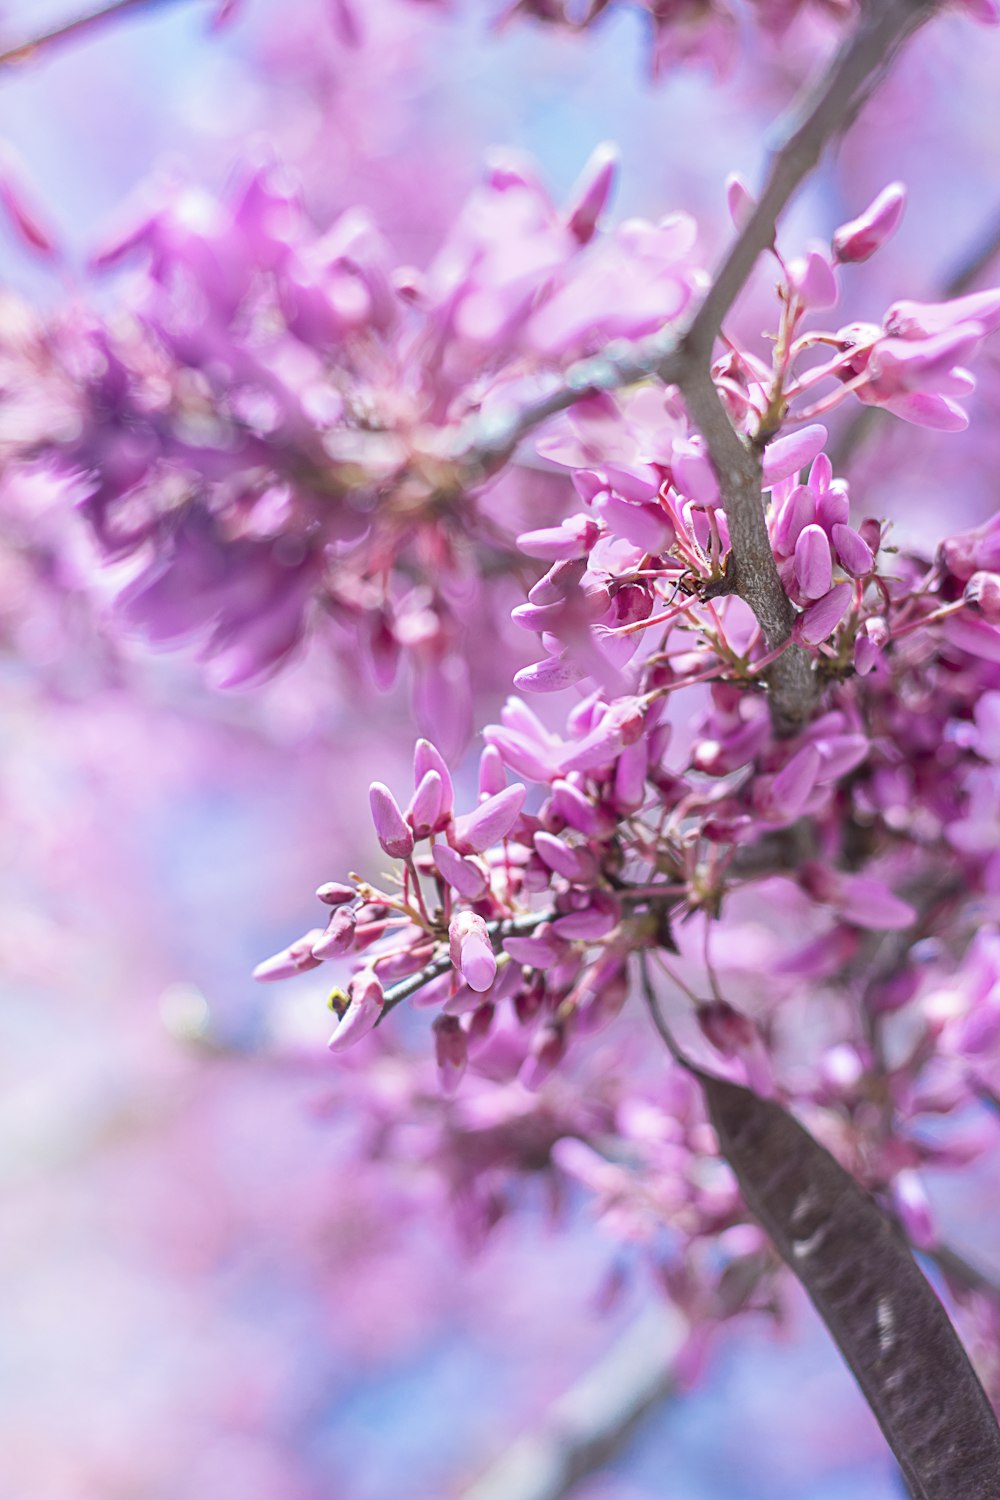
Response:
[[251, 177, 1000, 1349], [2, 146, 709, 749], [492, 0, 998, 76]]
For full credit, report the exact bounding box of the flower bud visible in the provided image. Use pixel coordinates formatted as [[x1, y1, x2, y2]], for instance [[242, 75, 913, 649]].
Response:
[[832, 182, 906, 264], [725, 173, 755, 231], [315, 882, 356, 906], [369, 781, 414, 860], [698, 1000, 756, 1056], [414, 739, 454, 820], [408, 769, 445, 837], [564, 142, 618, 244], [449, 911, 497, 993], [793, 582, 852, 645], [311, 904, 358, 959], [965, 571, 1000, 624], [433, 1014, 468, 1095], [452, 783, 526, 854], [433, 842, 488, 900], [328, 969, 384, 1052], [794, 524, 834, 600], [832, 523, 874, 578], [762, 425, 828, 488], [253, 930, 325, 981]]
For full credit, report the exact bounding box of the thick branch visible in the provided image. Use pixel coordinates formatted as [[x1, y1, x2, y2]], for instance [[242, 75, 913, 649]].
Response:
[[679, 364, 817, 730], [682, 0, 936, 361], [456, 1307, 684, 1500], [0, 0, 194, 68]]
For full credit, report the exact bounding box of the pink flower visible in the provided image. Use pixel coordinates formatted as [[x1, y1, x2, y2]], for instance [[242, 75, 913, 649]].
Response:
[[370, 781, 414, 860], [328, 970, 385, 1051], [452, 783, 526, 854], [449, 911, 497, 992], [832, 183, 906, 264], [793, 582, 852, 645], [794, 524, 834, 600]]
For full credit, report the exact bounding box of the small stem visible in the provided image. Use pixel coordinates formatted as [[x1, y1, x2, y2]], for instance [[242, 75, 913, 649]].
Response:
[[0, 0, 194, 67]]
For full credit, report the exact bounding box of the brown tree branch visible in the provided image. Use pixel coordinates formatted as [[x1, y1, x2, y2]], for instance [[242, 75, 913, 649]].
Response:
[[456, 1307, 685, 1500], [0, 0, 196, 69]]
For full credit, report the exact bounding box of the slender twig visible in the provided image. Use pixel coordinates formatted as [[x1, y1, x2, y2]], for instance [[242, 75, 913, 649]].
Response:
[[0, 0, 194, 68], [457, 1306, 685, 1500], [377, 909, 552, 1020], [925, 1242, 1000, 1305]]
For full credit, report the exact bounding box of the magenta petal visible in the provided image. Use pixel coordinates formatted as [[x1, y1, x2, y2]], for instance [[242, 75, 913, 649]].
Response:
[[762, 425, 828, 488], [794, 523, 833, 600], [328, 971, 385, 1052], [432, 843, 488, 900], [794, 582, 852, 645], [832, 182, 906, 264], [452, 783, 527, 853], [832, 523, 874, 578], [370, 781, 414, 859]]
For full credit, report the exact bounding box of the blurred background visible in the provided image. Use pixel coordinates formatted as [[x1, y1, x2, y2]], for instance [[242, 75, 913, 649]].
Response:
[[2, 2, 1000, 1496]]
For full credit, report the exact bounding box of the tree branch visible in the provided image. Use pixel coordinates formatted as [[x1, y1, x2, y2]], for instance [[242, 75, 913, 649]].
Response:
[[0, 0, 194, 68], [456, 1307, 685, 1500]]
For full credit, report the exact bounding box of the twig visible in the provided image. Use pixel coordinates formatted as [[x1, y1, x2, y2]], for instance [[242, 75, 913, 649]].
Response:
[[456, 1306, 685, 1500], [926, 1242, 1000, 1305], [0, 0, 194, 68], [377, 909, 553, 1020]]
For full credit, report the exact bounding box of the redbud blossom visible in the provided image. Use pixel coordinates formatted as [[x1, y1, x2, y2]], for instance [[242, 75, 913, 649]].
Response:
[[452, 783, 526, 853], [965, 572, 1000, 624], [855, 616, 888, 676], [788, 247, 838, 310], [832, 523, 874, 578], [328, 970, 385, 1052], [832, 182, 906, 264], [517, 516, 601, 561], [311, 904, 358, 959], [408, 770, 445, 837], [765, 744, 822, 823], [793, 582, 852, 645], [432, 843, 488, 900], [519, 1022, 567, 1091], [253, 931, 326, 981], [448, 912, 497, 992], [762, 425, 828, 487], [432, 1014, 468, 1095], [564, 142, 619, 244], [533, 830, 598, 884], [369, 782, 414, 859], [794, 524, 834, 600], [698, 1000, 757, 1056], [414, 739, 454, 820]]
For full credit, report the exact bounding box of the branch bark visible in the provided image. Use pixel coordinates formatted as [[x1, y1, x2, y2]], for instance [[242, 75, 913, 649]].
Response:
[[456, 1307, 684, 1500], [0, 0, 194, 68]]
